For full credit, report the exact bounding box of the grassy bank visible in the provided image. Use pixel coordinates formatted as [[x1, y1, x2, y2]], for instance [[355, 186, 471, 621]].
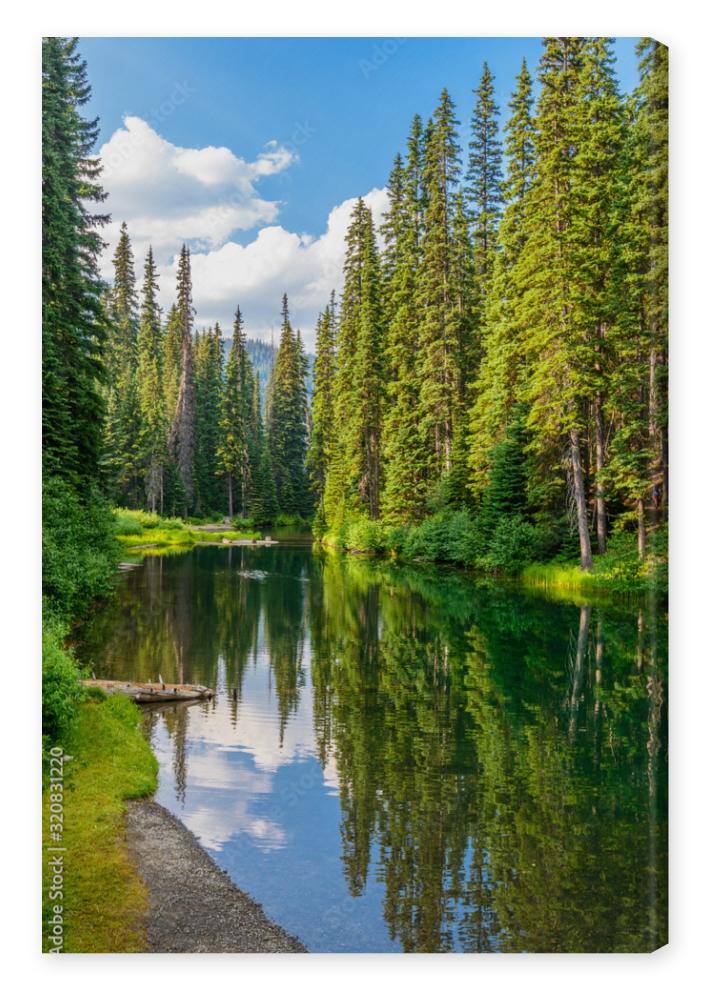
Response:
[[319, 511, 667, 601], [114, 508, 260, 554], [520, 544, 668, 600], [42, 693, 158, 953]]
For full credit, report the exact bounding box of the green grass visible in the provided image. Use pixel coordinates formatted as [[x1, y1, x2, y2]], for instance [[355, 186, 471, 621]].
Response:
[[114, 509, 260, 553], [520, 533, 667, 600], [42, 694, 158, 953]]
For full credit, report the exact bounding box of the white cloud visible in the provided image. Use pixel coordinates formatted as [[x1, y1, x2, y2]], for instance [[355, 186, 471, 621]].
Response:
[[97, 117, 389, 351], [98, 116, 294, 266], [159, 188, 389, 350]]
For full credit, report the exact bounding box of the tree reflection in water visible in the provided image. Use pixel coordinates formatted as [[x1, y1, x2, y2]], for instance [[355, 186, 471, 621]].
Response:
[[78, 546, 667, 952]]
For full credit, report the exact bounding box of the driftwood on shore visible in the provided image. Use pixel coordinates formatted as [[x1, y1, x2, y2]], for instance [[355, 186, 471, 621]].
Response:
[[220, 537, 278, 546], [81, 678, 214, 703]]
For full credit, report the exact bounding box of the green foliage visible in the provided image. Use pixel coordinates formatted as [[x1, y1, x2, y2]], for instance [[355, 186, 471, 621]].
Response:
[[478, 514, 546, 574], [521, 528, 668, 598], [325, 200, 385, 523], [43, 478, 120, 621], [267, 295, 310, 519], [42, 37, 108, 487], [342, 516, 388, 553], [42, 622, 84, 745], [400, 510, 481, 565], [42, 696, 158, 952]]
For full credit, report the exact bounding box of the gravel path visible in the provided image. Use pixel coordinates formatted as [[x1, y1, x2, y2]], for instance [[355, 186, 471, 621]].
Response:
[[126, 800, 306, 953]]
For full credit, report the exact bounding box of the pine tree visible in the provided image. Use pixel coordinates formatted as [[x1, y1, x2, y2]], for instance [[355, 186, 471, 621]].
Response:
[[267, 295, 309, 518], [42, 36, 108, 488], [478, 405, 529, 541], [468, 58, 536, 501], [635, 38, 668, 534], [516, 37, 595, 569], [307, 297, 336, 520], [249, 373, 279, 525], [380, 121, 428, 522], [169, 244, 196, 515], [324, 200, 385, 523], [194, 324, 223, 515], [136, 247, 164, 512], [104, 222, 143, 505], [467, 62, 503, 293], [218, 309, 249, 519], [417, 89, 463, 484]]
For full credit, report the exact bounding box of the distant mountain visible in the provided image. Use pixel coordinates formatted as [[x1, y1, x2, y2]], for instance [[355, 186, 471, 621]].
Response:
[[222, 337, 314, 402]]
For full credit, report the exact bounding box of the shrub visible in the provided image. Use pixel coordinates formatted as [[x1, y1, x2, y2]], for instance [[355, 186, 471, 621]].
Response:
[[400, 510, 480, 565], [113, 509, 144, 535], [43, 478, 120, 621], [42, 622, 84, 745], [382, 523, 412, 556], [343, 516, 386, 552], [479, 513, 548, 574]]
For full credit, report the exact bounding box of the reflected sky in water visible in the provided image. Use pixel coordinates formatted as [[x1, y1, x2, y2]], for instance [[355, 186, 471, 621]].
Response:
[[79, 545, 667, 952]]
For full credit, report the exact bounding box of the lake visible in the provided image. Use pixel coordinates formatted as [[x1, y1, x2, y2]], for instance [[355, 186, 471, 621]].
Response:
[[78, 543, 667, 952]]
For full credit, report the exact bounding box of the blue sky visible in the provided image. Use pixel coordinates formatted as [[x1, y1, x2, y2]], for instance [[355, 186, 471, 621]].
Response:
[[80, 37, 641, 346]]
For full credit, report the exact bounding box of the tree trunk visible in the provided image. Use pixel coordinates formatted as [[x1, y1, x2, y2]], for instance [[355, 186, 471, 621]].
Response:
[[648, 343, 668, 521], [569, 427, 593, 571], [227, 474, 233, 520], [593, 396, 607, 555], [568, 604, 591, 739], [637, 497, 646, 559]]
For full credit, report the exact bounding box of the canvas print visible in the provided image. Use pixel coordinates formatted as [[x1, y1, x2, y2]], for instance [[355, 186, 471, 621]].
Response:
[[42, 36, 668, 954]]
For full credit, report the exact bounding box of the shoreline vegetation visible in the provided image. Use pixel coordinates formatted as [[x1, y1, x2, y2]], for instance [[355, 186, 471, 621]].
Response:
[[42, 693, 158, 952], [318, 511, 667, 602]]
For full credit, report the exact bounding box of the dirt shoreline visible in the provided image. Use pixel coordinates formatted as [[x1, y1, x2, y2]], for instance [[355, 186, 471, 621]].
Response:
[[126, 799, 307, 953]]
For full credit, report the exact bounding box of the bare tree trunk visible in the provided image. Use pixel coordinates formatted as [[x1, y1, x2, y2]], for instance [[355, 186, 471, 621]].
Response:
[[593, 396, 607, 555], [569, 427, 593, 571], [227, 474, 233, 520], [568, 604, 591, 740], [637, 497, 646, 559], [649, 343, 668, 522]]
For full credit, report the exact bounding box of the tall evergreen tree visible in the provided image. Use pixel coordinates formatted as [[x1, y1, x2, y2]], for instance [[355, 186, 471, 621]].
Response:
[[194, 324, 223, 515], [417, 89, 463, 484], [467, 62, 503, 293], [380, 116, 429, 522], [104, 222, 142, 505], [468, 58, 536, 500], [169, 244, 196, 514], [136, 247, 164, 512], [516, 37, 595, 569], [218, 309, 249, 519], [249, 373, 279, 525], [42, 36, 108, 488], [325, 200, 385, 522], [267, 295, 309, 518], [307, 297, 337, 521]]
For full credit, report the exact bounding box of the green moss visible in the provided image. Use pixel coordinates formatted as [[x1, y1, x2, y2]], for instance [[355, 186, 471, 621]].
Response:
[[42, 696, 158, 953]]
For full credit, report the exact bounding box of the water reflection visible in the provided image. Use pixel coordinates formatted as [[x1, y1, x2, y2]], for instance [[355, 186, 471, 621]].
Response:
[[78, 546, 667, 953]]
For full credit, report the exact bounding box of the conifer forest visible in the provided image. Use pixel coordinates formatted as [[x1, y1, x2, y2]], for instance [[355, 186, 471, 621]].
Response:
[[44, 36, 668, 580]]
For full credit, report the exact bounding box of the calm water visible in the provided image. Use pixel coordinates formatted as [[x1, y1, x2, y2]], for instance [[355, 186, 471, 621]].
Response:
[[78, 544, 667, 953]]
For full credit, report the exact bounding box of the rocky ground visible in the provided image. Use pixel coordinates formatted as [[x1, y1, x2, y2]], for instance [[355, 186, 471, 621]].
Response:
[[126, 799, 307, 953]]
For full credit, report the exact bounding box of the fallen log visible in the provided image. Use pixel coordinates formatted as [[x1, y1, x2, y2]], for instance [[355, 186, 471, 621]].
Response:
[[81, 678, 214, 703]]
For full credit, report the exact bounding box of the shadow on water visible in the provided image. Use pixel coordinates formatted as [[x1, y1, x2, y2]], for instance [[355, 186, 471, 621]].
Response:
[[77, 545, 667, 953]]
